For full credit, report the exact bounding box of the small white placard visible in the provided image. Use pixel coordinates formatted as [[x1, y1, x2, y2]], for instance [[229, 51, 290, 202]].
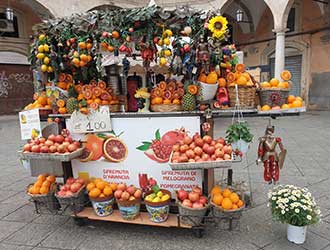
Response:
[[68, 105, 112, 134], [19, 109, 42, 140]]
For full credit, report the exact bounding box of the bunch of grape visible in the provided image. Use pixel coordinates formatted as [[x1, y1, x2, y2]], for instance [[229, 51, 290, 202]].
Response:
[[150, 140, 172, 159]]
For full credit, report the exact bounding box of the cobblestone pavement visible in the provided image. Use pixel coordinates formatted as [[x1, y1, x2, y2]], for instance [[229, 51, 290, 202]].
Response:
[[0, 111, 329, 250]]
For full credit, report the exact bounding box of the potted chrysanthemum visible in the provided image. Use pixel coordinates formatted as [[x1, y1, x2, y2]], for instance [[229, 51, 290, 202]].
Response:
[[268, 185, 321, 244]]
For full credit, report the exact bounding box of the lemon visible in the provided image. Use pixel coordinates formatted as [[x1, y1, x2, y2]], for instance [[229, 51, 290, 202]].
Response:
[[161, 194, 170, 201], [47, 66, 54, 73], [38, 34, 45, 41], [159, 57, 167, 66], [43, 44, 50, 52], [157, 39, 163, 46], [38, 45, 44, 53], [163, 29, 173, 37], [36, 53, 45, 60], [152, 197, 161, 203], [41, 64, 48, 72], [156, 191, 163, 198], [164, 50, 171, 57], [43, 57, 50, 65], [163, 38, 170, 46], [73, 51, 79, 57]]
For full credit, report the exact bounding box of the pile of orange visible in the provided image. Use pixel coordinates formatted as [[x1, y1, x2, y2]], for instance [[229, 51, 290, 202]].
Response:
[[225, 64, 254, 87], [24, 91, 53, 110], [260, 95, 303, 111], [28, 174, 56, 195], [150, 80, 184, 105], [56, 73, 73, 91], [211, 185, 244, 211], [87, 178, 118, 199], [260, 70, 292, 89]]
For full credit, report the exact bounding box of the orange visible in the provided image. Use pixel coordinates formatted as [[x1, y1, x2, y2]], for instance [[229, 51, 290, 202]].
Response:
[[222, 188, 232, 198], [29, 186, 39, 195], [34, 179, 43, 187], [242, 72, 251, 81], [198, 73, 207, 83], [218, 78, 227, 87], [79, 60, 86, 67], [260, 82, 271, 88], [221, 198, 233, 210], [94, 98, 102, 104], [42, 180, 51, 188], [86, 99, 93, 105], [87, 182, 96, 191], [211, 186, 222, 196], [37, 174, 46, 182], [56, 99, 65, 108], [89, 188, 101, 198], [78, 42, 86, 49], [151, 99, 157, 105], [292, 100, 303, 108], [99, 193, 105, 198], [57, 82, 67, 90], [101, 100, 109, 105], [112, 31, 120, 39], [236, 76, 247, 86], [282, 81, 290, 89], [93, 178, 103, 185], [277, 82, 287, 89], [40, 186, 49, 194], [163, 99, 171, 104], [110, 183, 117, 191], [38, 96, 48, 106], [107, 45, 115, 52], [232, 204, 238, 210], [288, 95, 296, 104], [96, 181, 106, 191], [261, 105, 271, 111], [172, 99, 181, 105], [212, 193, 224, 206], [46, 175, 56, 183], [237, 200, 244, 208], [206, 71, 218, 84], [32, 185, 40, 194], [153, 97, 163, 105], [295, 96, 303, 102], [77, 94, 84, 101], [58, 107, 67, 114], [269, 78, 279, 87], [281, 104, 290, 109], [229, 192, 239, 204], [44, 105, 51, 109], [281, 70, 291, 81], [103, 186, 113, 196]]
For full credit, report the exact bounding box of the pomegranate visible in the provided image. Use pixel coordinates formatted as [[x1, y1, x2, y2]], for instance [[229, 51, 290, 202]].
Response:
[[180, 144, 189, 153], [55, 135, 64, 143], [202, 144, 210, 153], [33, 138, 40, 145], [201, 153, 209, 161], [182, 199, 192, 208], [121, 191, 130, 201], [39, 138, 46, 144], [60, 185, 68, 191], [179, 154, 188, 163], [211, 140, 216, 146], [161, 129, 186, 146], [23, 144, 31, 152], [62, 141, 70, 148], [194, 138, 204, 147], [183, 136, 193, 145], [194, 146, 203, 156], [223, 145, 233, 154], [70, 182, 82, 193], [224, 154, 231, 160], [216, 158, 224, 161], [192, 186, 202, 196], [149, 139, 172, 161], [173, 152, 180, 158], [73, 141, 81, 147], [215, 143, 223, 150], [40, 145, 49, 153], [177, 189, 188, 201], [57, 144, 66, 153], [192, 133, 200, 141], [192, 201, 204, 209], [117, 183, 126, 191], [126, 185, 136, 195], [206, 146, 215, 155], [199, 196, 207, 205], [75, 178, 85, 185], [215, 148, 224, 158], [188, 159, 196, 163], [134, 189, 142, 199], [57, 190, 66, 197], [68, 144, 78, 152], [203, 135, 212, 144], [145, 149, 169, 163], [64, 137, 73, 143], [211, 154, 217, 160], [66, 190, 73, 196], [45, 140, 54, 147], [185, 149, 195, 159], [189, 142, 196, 150], [194, 155, 201, 161], [48, 134, 56, 142], [31, 145, 40, 153], [188, 192, 200, 202], [216, 138, 225, 145], [66, 178, 75, 185], [114, 190, 123, 199]]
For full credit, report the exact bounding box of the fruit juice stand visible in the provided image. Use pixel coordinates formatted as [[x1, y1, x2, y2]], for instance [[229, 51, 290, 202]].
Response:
[[18, 6, 306, 237]]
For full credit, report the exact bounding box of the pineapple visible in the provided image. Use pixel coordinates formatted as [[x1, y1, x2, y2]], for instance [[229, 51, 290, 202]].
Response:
[[66, 97, 79, 114], [182, 92, 196, 111]]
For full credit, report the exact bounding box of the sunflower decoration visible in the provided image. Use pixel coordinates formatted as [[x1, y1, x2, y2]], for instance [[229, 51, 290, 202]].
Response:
[[208, 16, 228, 40]]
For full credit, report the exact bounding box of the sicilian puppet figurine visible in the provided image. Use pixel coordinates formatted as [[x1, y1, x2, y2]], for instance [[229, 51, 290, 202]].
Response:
[[196, 35, 210, 73], [257, 124, 287, 184]]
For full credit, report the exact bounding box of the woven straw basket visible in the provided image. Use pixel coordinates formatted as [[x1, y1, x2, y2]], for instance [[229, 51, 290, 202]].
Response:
[[228, 85, 256, 108], [151, 104, 183, 112], [258, 88, 289, 107]]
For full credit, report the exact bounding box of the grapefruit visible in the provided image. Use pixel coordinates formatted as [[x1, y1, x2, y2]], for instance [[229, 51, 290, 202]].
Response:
[[103, 137, 128, 162]]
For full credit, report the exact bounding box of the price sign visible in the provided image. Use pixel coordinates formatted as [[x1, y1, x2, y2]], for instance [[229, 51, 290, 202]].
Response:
[[19, 109, 42, 140], [67, 106, 112, 134]]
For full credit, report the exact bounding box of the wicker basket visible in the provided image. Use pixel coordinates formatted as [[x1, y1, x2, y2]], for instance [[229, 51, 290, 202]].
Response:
[[27, 183, 59, 212], [55, 185, 86, 213], [116, 197, 141, 220], [211, 201, 245, 218], [178, 202, 208, 226], [258, 88, 289, 107], [228, 85, 256, 108], [150, 104, 183, 112]]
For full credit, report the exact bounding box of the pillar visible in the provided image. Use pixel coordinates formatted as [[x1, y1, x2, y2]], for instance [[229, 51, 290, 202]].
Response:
[[273, 28, 287, 79]]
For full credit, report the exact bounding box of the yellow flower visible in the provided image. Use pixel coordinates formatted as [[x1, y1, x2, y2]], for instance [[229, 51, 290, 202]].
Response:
[[208, 16, 228, 39]]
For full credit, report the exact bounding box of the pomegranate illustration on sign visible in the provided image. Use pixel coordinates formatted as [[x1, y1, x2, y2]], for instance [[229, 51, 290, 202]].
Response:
[[137, 128, 187, 163]]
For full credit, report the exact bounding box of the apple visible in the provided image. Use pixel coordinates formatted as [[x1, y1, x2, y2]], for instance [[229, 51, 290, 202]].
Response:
[[126, 185, 136, 195], [199, 196, 207, 205], [188, 192, 200, 202], [192, 186, 202, 196], [192, 201, 204, 209], [177, 189, 188, 201], [182, 199, 192, 208]]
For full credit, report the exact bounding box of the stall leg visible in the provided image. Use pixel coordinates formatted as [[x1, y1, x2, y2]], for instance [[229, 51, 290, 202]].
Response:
[[62, 161, 73, 183], [227, 169, 233, 186]]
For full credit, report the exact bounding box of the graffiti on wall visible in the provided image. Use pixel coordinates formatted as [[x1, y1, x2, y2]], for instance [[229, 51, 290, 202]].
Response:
[[0, 70, 32, 98]]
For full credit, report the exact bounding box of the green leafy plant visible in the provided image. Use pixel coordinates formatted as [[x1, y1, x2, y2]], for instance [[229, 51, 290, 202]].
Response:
[[269, 185, 321, 226], [225, 122, 253, 144]]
